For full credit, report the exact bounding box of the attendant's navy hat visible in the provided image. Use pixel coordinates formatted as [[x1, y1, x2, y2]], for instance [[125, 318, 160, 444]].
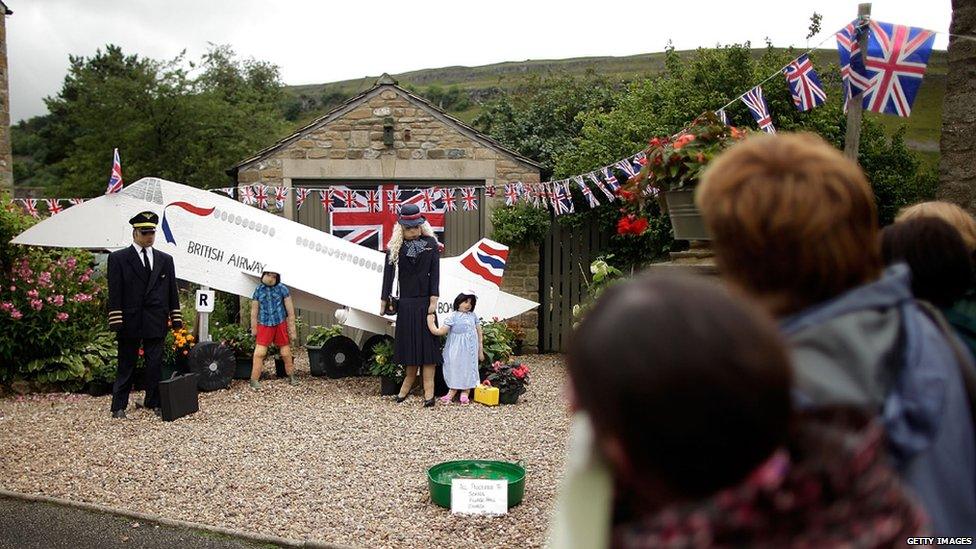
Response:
[[129, 211, 158, 231], [397, 203, 426, 227]]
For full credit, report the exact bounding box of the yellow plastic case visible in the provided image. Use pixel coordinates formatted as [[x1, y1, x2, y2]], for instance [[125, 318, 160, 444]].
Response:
[[474, 385, 499, 406]]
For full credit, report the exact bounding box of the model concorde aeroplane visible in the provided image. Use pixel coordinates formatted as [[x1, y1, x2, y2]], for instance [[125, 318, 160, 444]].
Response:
[[11, 177, 538, 336]]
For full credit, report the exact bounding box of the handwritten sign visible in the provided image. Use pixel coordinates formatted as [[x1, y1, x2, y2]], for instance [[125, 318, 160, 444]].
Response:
[[450, 479, 508, 515]]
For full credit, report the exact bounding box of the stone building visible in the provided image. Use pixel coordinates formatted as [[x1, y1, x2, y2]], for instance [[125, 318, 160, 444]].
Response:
[[229, 75, 543, 351], [939, 0, 976, 211], [0, 2, 12, 193]]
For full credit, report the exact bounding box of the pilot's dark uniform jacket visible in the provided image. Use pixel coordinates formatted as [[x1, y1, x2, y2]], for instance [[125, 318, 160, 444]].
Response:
[[107, 211, 182, 414]]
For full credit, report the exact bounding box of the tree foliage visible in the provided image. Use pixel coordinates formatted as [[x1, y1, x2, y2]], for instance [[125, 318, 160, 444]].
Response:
[[20, 44, 287, 196]]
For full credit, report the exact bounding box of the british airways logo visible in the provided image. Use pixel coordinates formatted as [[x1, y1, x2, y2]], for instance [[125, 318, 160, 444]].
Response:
[[460, 242, 508, 287], [161, 201, 215, 245]]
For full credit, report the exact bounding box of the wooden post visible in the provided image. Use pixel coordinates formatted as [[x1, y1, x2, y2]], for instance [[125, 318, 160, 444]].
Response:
[[844, 3, 872, 160]]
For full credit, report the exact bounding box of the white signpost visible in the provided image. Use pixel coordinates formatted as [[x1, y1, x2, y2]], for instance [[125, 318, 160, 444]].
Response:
[[195, 287, 215, 342], [450, 479, 508, 515]]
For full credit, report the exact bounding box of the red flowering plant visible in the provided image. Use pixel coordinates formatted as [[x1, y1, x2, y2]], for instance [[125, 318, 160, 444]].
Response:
[[615, 112, 749, 237], [0, 201, 109, 387], [481, 361, 530, 397]]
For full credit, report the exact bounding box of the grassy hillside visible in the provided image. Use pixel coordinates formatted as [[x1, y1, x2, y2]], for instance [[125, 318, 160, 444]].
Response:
[[286, 48, 947, 155]]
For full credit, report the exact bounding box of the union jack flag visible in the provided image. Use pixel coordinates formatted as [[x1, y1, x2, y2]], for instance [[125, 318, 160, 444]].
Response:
[[741, 86, 776, 134], [366, 189, 382, 213], [273, 187, 288, 210], [837, 19, 872, 109], [783, 54, 827, 112], [443, 188, 458, 212], [631, 152, 646, 175], [575, 175, 600, 208], [485, 185, 496, 198], [330, 184, 445, 250], [319, 189, 333, 212], [601, 167, 620, 191], [254, 185, 269, 209], [386, 187, 402, 213], [216, 187, 235, 197], [461, 187, 478, 211], [589, 172, 615, 201], [538, 184, 550, 209], [106, 148, 123, 194], [616, 159, 637, 178], [44, 199, 63, 215], [859, 20, 936, 117], [716, 108, 729, 125], [504, 184, 519, 206], [295, 188, 311, 210], [241, 185, 256, 205], [553, 182, 575, 215], [69, 198, 85, 206], [21, 199, 39, 218]]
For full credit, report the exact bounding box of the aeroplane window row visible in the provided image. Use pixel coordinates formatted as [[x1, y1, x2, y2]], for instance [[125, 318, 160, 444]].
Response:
[[295, 236, 384, 273], [213, 208, 275, 237]]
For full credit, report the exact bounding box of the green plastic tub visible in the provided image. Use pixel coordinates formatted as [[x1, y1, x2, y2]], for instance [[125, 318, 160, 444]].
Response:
[[427, 460, 526, 509]]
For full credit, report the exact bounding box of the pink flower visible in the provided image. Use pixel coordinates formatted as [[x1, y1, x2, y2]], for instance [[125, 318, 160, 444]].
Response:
[[38, 272, 52, 287], [30, 299, 43, 311], [10, 309, 22, 320], [0, 302, 12, 312], [55, 312, 69, 322], [8, 286, 14, 292], [66, 257, 77, 270], [72, 293, 92, 303], [47, 294, 64, 306], [27, 289, 39, 299]]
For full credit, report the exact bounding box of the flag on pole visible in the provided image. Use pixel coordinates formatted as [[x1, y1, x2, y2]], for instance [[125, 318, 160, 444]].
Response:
[[295, 188, 310, 210], [741, 86, 776, 134], [859, 20, 936, 117], [106, 148, 123, 194], [44, 199, 63, 215], [837, 19, 872, 110], [716, 108, 729, 125], [461, 187, 478, 211], [783, 54, 827, 112]]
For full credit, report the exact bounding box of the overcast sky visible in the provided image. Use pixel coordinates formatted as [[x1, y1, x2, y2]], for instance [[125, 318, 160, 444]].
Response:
[[8, 0, 953, 123]]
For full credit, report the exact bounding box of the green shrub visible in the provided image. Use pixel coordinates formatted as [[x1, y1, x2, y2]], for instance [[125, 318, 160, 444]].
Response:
[[366, 339, 403, 379], [306, 324, 343, 347], [490, 204, 551, 246], [480, 319, 514, 367], [212, 323, 254, 358]]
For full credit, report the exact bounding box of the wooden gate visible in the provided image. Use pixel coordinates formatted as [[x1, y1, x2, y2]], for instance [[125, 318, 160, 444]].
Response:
[[539, 217, 612, 352]]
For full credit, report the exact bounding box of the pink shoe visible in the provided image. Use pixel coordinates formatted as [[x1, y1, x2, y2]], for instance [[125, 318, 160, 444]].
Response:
[[459, 394, 470, 404], [439, 395, 452, 404]]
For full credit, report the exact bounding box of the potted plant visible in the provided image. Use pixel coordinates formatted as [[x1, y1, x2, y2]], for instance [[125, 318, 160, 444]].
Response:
[[366, 339, 404, 395], [479, 318, 514, 374], [212, 323, 256, 380], [482, 361, 530, 405], [505, 321, 526, 356], [162, 324, 195, 380], [305, 324, 344, 377], [268, 344, 287, 378], [620, 113, 748, 241]]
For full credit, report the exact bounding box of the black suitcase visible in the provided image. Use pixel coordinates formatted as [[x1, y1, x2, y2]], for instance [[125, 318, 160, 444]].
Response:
[[158, 373, 199, 421]]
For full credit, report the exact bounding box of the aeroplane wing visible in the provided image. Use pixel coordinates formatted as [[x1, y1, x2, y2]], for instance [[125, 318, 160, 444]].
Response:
[[12, 177, 538, 335]]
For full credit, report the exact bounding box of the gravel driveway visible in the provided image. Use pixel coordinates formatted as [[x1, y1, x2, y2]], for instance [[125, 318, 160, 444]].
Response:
[[0, 353, 570, 548]]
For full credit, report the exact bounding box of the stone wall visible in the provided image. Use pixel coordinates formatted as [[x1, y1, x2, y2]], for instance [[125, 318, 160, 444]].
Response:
[[237, 84, 542, 352], [938, 0, 976, 210], [0, 12, 11, 192]]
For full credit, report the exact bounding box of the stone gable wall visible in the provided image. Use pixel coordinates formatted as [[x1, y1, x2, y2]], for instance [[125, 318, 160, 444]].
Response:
[[237, 87, 542, 352]]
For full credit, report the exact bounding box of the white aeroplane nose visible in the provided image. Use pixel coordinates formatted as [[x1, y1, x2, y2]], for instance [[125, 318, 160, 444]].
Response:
[[334, 309, 349, 324], [11, 192, 133, 250]]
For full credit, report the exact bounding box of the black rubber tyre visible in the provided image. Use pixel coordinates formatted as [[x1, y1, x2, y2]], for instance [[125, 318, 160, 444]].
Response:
[[188, 341, 236, 392], [321, 336, 361, 379]]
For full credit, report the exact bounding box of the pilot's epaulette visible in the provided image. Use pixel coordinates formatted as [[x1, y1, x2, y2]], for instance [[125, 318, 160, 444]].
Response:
[[170, 309, 183, 322], [108, 310, 122, 328]]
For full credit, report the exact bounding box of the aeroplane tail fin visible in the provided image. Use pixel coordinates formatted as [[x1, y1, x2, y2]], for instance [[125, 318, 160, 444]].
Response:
[[457, 238, 509, 288]]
